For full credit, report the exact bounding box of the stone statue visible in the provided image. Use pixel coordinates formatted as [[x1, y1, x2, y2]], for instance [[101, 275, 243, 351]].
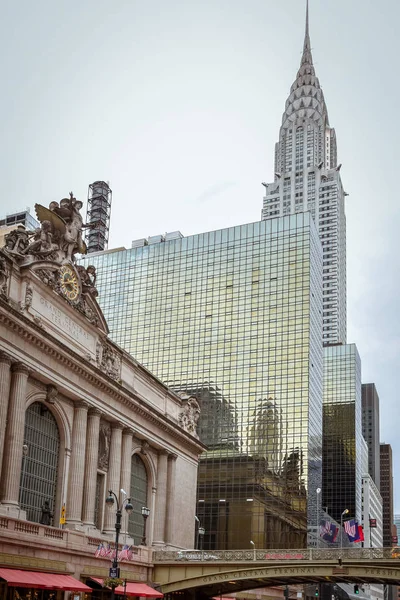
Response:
[[4, 225, 31, 256], [76, 265, 98, 297], [22, 220, 58, 257], [39, 500, 53, 526], [35, 192, 88, 262]]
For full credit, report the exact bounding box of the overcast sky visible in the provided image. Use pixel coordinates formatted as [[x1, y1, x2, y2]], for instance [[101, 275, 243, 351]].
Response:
[[1, 0, 399, 513]]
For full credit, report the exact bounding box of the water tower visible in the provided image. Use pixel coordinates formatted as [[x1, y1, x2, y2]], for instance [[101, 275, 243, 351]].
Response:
[[85, 181, 112, 253]]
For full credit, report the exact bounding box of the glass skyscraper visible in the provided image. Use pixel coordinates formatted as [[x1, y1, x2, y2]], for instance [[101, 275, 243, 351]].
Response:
[[322, 345, 362, 523], [83, 214, 323, 549]]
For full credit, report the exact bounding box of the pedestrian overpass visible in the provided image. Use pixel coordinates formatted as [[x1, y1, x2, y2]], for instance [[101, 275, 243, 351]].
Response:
[[153, 548, 400, 598]]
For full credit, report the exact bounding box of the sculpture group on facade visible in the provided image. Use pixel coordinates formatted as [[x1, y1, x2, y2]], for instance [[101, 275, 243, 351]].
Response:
[[1, 193, 101, 317], [4, 192, 87, 264]]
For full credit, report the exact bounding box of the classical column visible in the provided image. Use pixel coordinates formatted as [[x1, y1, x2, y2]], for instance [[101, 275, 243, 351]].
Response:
[[0, 352, 13, 481], [120, 428, 133, 535], [103, 422, 123, 534], [0, 363, 30, 510], [82, 407, 102, 527], [66, 401, 89, 527], [165, 454, 177, 545], [153, 450, 168, 546]]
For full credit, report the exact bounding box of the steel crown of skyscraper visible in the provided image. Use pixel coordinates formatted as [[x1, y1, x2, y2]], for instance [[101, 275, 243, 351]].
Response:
[[261, 0, 347, 346]]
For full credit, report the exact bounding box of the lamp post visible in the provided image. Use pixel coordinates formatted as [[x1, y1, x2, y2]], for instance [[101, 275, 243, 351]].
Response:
[[105, 490, 133, 600], [141, 506, 150, 545], [340, 508, 350, 551], [316, 488, 321, 548], [198, 526, 205, 551], [18, 445, 29, 520], [250, 540, 256, 561]]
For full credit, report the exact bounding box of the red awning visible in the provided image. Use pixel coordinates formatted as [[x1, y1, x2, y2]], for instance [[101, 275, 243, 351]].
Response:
[[115, 583, 163, 597], [0, 569, 91, 591], [88, 577, 107, 587]]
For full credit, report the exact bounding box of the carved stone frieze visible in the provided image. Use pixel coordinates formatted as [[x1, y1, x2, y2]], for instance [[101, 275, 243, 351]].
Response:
[[19, 282, 33, 313], [178, 393, 201, 439], [96, 340, 122, 381]]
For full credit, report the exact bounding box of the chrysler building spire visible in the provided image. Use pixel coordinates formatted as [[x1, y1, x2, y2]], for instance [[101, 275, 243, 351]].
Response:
[[302, 0, 313, 66], [261, 1, 347, 346]]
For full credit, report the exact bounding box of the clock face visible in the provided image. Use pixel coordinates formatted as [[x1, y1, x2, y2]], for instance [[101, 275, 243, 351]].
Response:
[[59, 265, 80, 302]]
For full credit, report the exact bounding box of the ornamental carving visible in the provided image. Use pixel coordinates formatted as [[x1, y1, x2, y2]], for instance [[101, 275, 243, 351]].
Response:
[[178, 393, 201, 439], [0, 256, 9, 299], [46, 384, 58, 404], [98, 421, 111, 470], [96, 340, 122, 381]]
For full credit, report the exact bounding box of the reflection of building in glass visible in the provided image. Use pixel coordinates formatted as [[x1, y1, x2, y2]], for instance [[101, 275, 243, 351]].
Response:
[[249, 397, 282, 472], [171, 381, 240, 451], [322, 344, 362, 523], [82, 213, 324, 549]]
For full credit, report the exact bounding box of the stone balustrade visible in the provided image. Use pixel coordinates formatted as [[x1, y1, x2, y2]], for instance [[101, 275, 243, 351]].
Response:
[[0, 516, 151, 564]]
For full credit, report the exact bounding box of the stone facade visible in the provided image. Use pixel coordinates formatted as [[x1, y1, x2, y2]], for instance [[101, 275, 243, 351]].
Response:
[[0, 195, 205, 585]]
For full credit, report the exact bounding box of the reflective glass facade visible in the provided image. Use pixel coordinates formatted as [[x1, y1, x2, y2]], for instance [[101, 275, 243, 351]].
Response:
[[322, 344, 362, 523], [83, 213, 323, 549]]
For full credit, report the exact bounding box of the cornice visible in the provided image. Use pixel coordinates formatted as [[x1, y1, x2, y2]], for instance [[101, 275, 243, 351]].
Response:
[[0, 299, 206, 454]]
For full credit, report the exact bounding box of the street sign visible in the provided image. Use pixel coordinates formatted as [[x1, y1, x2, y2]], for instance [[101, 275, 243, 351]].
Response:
[[59, 504, 66, 525], [109, 567, 120, 578], [369, 518, 377, 528]]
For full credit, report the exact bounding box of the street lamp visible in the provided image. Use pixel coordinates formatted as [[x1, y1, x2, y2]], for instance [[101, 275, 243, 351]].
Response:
[[316, 488, 321, 548], [340, 508, 350, 550], [105, 490, 133, 600], [18, 445, 29, 520], [250, 540, 256, 561], [198, 526, 205, 550], [141, 506, 150, 545]]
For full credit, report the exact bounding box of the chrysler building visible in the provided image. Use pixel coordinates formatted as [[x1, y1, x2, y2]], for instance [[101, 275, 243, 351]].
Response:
[[261, 1, 347, 346]]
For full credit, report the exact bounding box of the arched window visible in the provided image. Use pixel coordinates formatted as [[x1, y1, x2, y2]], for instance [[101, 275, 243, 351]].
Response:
[[20, 402, 60, 524], [128, 454, 148, 544]]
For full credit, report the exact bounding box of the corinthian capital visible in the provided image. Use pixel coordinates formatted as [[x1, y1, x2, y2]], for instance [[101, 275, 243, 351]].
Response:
[[11, 363, 31, 376]]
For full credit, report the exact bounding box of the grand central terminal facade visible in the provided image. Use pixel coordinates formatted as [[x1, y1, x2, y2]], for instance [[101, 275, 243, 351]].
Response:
[[0, 195, 205, 599]]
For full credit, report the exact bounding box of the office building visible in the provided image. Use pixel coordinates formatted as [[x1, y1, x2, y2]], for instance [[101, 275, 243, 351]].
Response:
[[380, 444, 394, 548], [261, 1, 347, 346], [361, 474, 384, 600], [322, 345, 362, 523], [362, 383, 381, 490], [83, 213, 324, 549]]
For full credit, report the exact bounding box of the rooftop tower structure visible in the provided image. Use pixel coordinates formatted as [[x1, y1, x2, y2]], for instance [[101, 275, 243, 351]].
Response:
[[261, 0, 347, 346], [85, 181, 112, 253]]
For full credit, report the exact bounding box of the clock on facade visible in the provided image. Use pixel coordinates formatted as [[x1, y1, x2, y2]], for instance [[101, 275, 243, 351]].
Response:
[[59, 265, 80, 302]]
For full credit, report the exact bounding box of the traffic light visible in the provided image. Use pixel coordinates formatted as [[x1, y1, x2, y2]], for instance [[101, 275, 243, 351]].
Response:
[[354, 585, 359, 595], [315, 587, 319, 597]]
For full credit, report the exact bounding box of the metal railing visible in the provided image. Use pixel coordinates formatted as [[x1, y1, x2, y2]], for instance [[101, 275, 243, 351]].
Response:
[[153, 547, 400, 563]]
